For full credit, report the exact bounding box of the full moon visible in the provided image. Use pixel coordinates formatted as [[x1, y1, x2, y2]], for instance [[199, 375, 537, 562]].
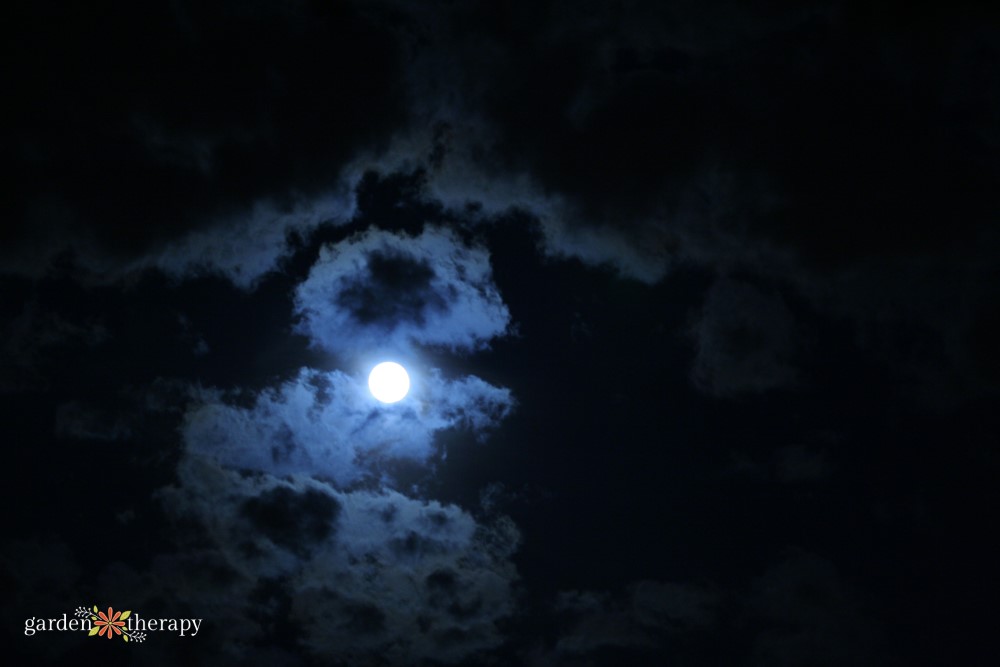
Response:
[[368, 361, 410, 403]]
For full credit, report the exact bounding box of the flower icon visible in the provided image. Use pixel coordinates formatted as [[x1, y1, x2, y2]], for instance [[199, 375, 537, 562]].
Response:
[[88, 606, 130, 640]]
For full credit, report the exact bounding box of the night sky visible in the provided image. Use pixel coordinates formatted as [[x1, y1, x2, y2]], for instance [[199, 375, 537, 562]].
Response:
[[4, 2, 1000, 665]]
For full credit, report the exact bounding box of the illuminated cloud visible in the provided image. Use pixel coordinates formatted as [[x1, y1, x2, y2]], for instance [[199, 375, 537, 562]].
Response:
[[165, 198, 519, 663], [154, 459, 520, 665], [132, 192, 355, 290], [294, 226, 511, 354], [182, 367, 514, 486], [344, 124, 674, 284], [1, 191, 355, 290]]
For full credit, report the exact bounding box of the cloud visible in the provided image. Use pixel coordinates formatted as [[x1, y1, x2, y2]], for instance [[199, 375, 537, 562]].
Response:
[[723, 436, 836, 485], [1, 538, 86, 664], [7, 0, 998, 393], [294, 226, 511, 355], [129, 191, 355, 290], [1, 190, 356, 290], [4, 0, 408, 282], [152, 458, 521, 665], [332, 1, 813, 286], [538, 551, 886, 666], [0, 300, 108, 393], [0, 189, 355, 293], [8, 0, 994, 405], [342, 120, 676, 284], [335, 1, 999, 405], [688, 279, 799, 397], [182, 366, 514, 487], [773, 444, 831, 484], [0, 537, 81, 612], [544, 580, 721, 661], [53, 401, 132, 441], [748, 551, 884, 666]]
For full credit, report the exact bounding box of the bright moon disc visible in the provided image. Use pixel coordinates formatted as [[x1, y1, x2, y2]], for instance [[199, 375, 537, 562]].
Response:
[[368, 362, 410, 403]]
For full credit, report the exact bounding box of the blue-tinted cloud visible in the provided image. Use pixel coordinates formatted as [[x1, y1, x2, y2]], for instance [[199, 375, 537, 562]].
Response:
[[169, 218, 518, 662], [183, 366, 513, 486], [294, 226, 510, 354], [1, 190, 356, 289], [153, 460, 520, 664], [133, 192, 355, 290]]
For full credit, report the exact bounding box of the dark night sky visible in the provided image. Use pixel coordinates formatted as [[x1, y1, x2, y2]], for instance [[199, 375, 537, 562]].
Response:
[[3, 1, 999, 665]]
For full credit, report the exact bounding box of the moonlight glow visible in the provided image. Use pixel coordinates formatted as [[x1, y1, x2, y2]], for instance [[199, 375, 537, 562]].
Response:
[[368, 362, 411, 403]]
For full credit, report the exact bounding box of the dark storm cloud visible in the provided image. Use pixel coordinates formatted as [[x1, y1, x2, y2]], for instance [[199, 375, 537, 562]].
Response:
[[773, 443, 832, 483], [11, 0, 996, 403], [1, 538, 85, 663], [1, 538, 81, 613], [747, 551, 884, 666], [688, 278, 799, 397], [294, 227, 511, 354], [53, 400, 132, 441], [3, 0, 405, 281], [535, 551, 885, 665], [725, 439, 835, 485], [551, 581, 721, 655], [348, 0, 812, 274], [0, 300, 107, 393], [385, 0, 998, 270], [347, 0, 1000, 401]]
